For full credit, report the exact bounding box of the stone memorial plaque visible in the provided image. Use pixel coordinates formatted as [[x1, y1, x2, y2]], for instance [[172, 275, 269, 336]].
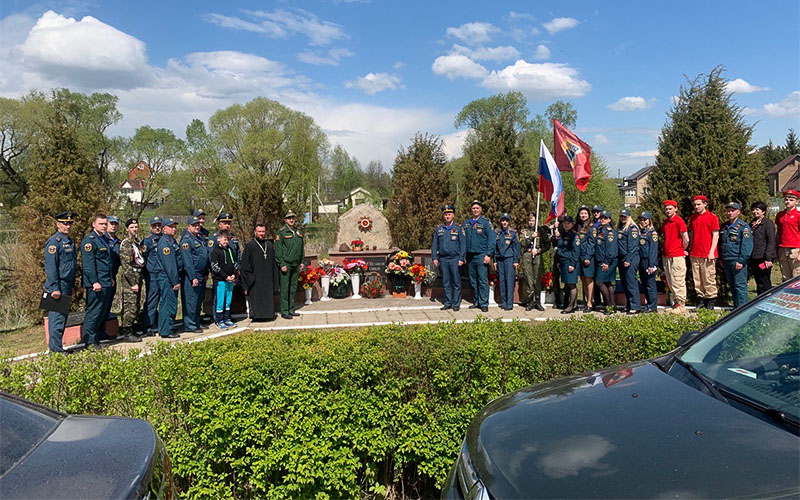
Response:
[[334, 203, 393, 251]]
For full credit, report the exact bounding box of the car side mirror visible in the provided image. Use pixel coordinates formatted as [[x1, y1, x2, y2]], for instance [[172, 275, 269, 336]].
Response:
[[677, 330, 702, 347]]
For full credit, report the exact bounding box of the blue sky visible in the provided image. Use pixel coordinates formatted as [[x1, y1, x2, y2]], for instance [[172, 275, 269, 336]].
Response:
[[1, 0, 798, 176]]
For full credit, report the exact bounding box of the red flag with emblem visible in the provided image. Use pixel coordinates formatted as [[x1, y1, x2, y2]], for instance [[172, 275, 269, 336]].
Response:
[[553, 119, 592, 192]]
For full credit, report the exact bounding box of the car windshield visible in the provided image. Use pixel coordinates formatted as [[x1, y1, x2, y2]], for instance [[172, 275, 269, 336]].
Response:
[[679, 281, 800, 422], [0, 396, 61, 476]]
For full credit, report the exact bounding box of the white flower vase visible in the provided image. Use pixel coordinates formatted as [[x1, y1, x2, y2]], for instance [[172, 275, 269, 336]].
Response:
[[488, 285, 497, 305], [540, 291, 547, 307], [304, 287, 313, 305], [351, 274, 362, 299], [321, 275, 331, 301], [414, 282, 423, 300]]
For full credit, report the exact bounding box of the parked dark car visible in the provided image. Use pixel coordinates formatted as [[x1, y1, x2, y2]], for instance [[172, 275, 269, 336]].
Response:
[[443, 278, 800, 499], [0, 391, 174, 499]]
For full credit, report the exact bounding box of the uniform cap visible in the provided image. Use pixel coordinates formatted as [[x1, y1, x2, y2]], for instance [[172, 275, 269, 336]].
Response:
[[638, 211, 653, 220], [284, 210, 296, 219], [107, 215, 119, 224], [725, 202, 741, 210], [192, 208, 206, 217], [600, 210, 612, 219], [577, 204, 590, 213], [124, 218, 138, 228], [188, 215, 201, 225], [783, 189, 800, 199], [149, 216, 163, 226], [470, 200, 483, 208], [499, 212, 511, 221], [662, 200, 678, 207], [55, 211, 77, 223], [592, 205, 603, 212], [163, 217, 178, 226], [216, 212, 234, 222], [562, 215, 574, 224], [620, 208, 631, 217], [691, 195, 708, 202], [441, 204, 455, 214]]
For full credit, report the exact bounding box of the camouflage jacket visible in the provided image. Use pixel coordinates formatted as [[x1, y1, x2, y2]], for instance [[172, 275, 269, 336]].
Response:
[[119, 237, 145, 287], [518, 225, 552, 255]]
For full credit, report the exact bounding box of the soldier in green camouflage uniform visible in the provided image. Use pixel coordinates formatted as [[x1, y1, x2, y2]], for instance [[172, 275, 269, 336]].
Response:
[[518, 212, 551, 311], [275, 210, 305, 320], [119, 218, 145, 342]]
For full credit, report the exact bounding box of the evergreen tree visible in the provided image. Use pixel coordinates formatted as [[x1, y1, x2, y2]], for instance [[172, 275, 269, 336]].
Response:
[[13, 100, 108, 318], [455, 92, 536, 229], [786, 128, 799, 156], [643, 67, 766, 222], [386, 133, 451, 251]]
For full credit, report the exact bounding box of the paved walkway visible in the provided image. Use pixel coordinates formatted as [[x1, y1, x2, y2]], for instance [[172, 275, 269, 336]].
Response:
[[14, 297, 701, 361]]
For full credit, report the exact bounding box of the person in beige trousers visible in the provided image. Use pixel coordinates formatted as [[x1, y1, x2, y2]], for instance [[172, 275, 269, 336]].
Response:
[[776, 189, 800, 281], [660, 200, 689, 313], [688, 195, 720, 310]]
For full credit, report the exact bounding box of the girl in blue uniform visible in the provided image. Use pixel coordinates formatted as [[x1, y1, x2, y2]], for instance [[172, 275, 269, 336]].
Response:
[[576, 205, 596, 312], [617, 209, 642, 314], [557, 216, 580, 314], [594, 210, 618, 315]]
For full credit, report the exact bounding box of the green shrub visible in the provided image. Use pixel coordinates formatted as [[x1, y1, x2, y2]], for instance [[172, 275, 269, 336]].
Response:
[[0, 313, 720, 499]]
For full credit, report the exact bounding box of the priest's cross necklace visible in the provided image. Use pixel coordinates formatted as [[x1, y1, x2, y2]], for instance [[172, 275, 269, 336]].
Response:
[[255, 239, 268, 259]]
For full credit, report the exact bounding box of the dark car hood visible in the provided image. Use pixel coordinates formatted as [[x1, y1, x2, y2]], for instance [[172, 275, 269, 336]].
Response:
[[0, 415, 157, 500], [467, 361, 800, 499]]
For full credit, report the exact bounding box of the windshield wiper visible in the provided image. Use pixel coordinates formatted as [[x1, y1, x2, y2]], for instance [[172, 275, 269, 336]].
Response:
[[714, 386, 800, 433], [673, 358, 729, 403]]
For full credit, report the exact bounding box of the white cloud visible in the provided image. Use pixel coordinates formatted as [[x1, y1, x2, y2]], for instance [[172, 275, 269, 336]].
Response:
[[509, 11, 536, 22], [593, 134, 609, 145], [623, 150, 658, 158], [446, 22, 498, 44], [298, 47, 353, 66], [432, 54, 488, 80], [607, 96, 657, 111], [451, 44, 520, 62], [725, 78, 769, 94], [393, 61, 405, 70], [345, 72, 402, 95], [441, 130, 468, 159], [206, 9, 347, 46], [763, 91, 800, 117], [534, 44, 551, 60], [480, 60, 591, 100], [18, 10, 153, 89], [543, 17, 579, 34]]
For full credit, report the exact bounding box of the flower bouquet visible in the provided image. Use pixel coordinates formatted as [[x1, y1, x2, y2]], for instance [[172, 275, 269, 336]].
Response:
[[318, 258, 335, 274], [351, 239, 364, 251], [344, 258, 368, 298], [360, 272, 386, 299], [328, 265, 351, 299], [385, 250, 412, 297], [298, 266, 324, 304], [541, 271, 553, 291]]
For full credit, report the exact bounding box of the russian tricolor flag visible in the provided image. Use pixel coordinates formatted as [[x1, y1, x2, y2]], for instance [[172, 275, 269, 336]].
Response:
[[539, 140, 564, 223]]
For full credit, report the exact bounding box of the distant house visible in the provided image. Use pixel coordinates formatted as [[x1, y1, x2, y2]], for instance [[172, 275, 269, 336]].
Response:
[[118, 161, 151, 203], [767, 154, 800, 196], [619, 166, 654, 207]]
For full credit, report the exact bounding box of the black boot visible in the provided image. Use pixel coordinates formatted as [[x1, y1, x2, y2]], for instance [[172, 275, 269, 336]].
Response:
[[704, 298, 714, 310]]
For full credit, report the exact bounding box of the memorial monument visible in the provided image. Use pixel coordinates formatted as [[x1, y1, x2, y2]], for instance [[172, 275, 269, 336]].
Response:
[[330, 203, 397, 278]]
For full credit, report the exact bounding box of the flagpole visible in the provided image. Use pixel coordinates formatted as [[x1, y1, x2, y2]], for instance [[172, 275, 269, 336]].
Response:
[[533, 191, 541, 250]]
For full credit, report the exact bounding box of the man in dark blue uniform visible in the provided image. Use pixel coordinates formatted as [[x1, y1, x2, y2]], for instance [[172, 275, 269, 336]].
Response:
[[617, 208, 641, 314], [637, 212, 659, 313], [432, 204, 465, 311], [194, 208, 210, 241], [44, 211, 77, 353], [463, 200, 495, 312], [156, 217, 182, 338], [181, 215, 209, 332], [720, 202, 753, 308], [80, 214, 113, 347], [494, 213, 520, 310], [141, 216, 162, 335], [101, 215, 121, 340]]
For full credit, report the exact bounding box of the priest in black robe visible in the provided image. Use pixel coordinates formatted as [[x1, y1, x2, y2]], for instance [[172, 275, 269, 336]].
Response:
[[240, 223, 279, 321]]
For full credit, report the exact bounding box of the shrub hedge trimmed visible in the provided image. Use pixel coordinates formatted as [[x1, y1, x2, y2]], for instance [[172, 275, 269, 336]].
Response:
[[0, 312, 721, 499]]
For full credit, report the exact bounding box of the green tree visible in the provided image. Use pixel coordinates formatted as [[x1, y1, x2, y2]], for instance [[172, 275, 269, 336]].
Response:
[[122, 126, 186, 218], [643, 66, 766, 222], [205, 97, 327, 236], [329, 145, 363, 200], [455, 92, 536, 228], [14, 100, 108, 318], [387, 133, 451, 250], [363, 160, 391, 197], [786, 128, 799, 155]]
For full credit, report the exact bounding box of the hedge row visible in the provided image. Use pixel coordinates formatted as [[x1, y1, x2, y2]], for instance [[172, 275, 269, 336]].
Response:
[[0, 312, 721, 499]]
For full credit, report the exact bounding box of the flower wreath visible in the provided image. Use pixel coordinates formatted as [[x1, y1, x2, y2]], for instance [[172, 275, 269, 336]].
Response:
[[358, 215, 373, 232]]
